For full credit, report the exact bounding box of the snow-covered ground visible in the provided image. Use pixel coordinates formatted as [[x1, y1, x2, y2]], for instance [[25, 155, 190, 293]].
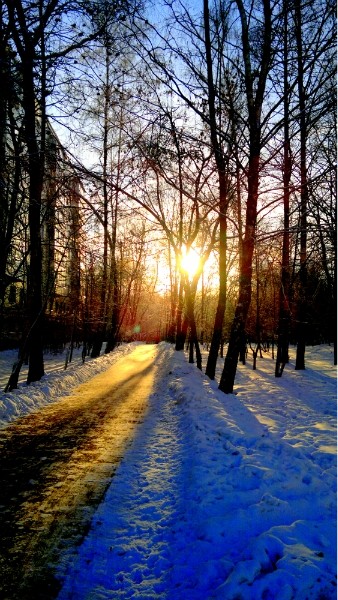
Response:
[[0, 343, 336, 599], [0, 343, 135, 427]]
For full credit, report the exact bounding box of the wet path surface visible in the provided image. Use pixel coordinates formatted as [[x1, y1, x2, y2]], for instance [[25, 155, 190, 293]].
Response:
[[0, 345, 157, 600]]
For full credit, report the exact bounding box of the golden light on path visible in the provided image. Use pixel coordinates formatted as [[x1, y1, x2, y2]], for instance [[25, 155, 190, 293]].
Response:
[[0, 344, 158, 598], [180, 246, 200, 278]]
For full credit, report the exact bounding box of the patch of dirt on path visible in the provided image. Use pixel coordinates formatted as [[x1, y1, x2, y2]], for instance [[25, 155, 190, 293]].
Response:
[[0, 344, 158, 600]]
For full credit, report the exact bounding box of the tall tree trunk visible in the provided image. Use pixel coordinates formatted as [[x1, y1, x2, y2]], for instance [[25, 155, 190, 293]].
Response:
[[294, 0, 308, 370], [276, 0, 291, 377], [334, 239, 337, 366], [0, 21, 9, 321], [206, 176, 227, 379], [105, 90, 124, 354], [6, 75, 45, 389], [24, 52, 45, 384], [331, 173, 337, 365], [219, 151, 260, 393], [203, 0, 229, 380], [91, 43, 111, 358], [5, 1, 46, 386], [105, 217, 120, 354], [219, 0, 272, 393]]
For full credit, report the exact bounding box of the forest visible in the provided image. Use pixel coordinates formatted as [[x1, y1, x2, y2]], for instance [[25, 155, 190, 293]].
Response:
[[0, 0, 336, 393]]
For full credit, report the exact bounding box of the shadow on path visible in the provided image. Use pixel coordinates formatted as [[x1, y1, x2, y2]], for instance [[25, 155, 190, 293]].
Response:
[[0, 344, 157, 600]]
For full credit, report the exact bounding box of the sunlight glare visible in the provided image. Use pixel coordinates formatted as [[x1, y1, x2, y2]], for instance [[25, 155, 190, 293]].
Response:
[[180, 246, 200, 278]]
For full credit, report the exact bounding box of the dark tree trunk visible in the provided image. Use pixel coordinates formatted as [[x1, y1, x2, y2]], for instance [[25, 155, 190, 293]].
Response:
[[105, 151, 121, 354], [219, 146, 262, 392], [219, 244, 256, 393], [294, 0, 308, 371], [105, 293, 120, 353], [276, 0, 291, 377], [175, 280, 185, 350], [218, 0, 272, 393], [187, 310, 202, 370], [92, 43, 112, 358], [203, 0, 229, 380], [5, 1, 46, 385], [206, 203, 227, 379], [105, 261, 120, 354], [194, 338, 202, 370], [24, 55, 45, 384]]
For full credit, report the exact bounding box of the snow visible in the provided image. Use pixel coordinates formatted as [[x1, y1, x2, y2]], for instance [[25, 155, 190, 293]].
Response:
[[0, 344, 134, 427], [0, 342, 336, 599]]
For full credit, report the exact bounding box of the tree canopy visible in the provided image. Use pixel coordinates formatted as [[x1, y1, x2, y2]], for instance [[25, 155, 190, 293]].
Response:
[[0, 0, 336, 390]]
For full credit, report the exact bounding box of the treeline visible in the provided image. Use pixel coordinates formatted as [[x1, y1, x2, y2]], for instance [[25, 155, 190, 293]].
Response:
[[0, 0, 336, 392]]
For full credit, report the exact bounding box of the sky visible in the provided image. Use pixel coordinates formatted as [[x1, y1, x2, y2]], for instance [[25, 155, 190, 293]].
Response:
[[0, 342, 336, 599]]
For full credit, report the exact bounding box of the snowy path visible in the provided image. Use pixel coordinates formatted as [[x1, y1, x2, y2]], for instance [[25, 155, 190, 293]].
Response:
[[0, 343, 335, 599], [0, 344, 158, 599], [57, 344, 336, 599], [57, 344, 189, 598]]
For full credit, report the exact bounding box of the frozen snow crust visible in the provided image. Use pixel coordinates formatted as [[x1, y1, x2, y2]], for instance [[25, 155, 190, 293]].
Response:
[[0, 342, 336, 598]]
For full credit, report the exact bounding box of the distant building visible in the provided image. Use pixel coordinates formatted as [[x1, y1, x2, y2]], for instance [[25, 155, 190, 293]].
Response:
[[41, 123, 82, 317], [1, 98, 82, 347]]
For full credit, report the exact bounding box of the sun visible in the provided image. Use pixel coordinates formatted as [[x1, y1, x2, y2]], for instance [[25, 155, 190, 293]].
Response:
[[180, 246, 200, 278]]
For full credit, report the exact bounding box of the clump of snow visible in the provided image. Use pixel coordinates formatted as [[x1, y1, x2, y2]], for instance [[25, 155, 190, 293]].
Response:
[[0, 342, 336, 599]]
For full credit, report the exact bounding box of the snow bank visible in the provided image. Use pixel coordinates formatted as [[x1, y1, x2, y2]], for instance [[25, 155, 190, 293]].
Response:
[[0, 344, 136, 429]]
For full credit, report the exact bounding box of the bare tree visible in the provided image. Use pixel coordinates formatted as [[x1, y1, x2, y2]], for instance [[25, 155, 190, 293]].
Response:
[[275, 0, 292, 377], [219, 0, 273, 393], [3, 0, 113, 388]]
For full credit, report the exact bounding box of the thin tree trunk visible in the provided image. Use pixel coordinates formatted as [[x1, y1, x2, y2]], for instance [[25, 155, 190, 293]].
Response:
[[91, 45, 111, 358], [105, 92, 123, 354], [206, 180, 227, 379], [167, 246, 178, 343], [175, 279, 185, 350], [276, 0, 291, 377], [186, 281, 202, 370], [294, 0, 308, 370]]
